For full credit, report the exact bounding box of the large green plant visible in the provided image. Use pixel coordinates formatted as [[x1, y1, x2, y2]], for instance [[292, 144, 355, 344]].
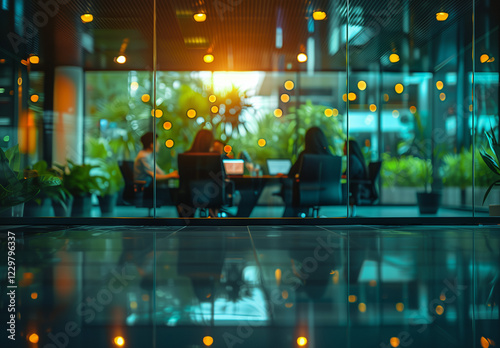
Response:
[[381, 153, 432, 188], [0, 146, 61, 213], [53, 161, 103, 197], [85, 137, 124, 196], [479, 128, 500, 204]]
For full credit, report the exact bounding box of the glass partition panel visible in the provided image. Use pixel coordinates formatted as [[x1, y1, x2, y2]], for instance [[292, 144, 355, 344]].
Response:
[[0, 0, 155, 219], [474, 0, 499, 217], [348, 0, 475, 218]]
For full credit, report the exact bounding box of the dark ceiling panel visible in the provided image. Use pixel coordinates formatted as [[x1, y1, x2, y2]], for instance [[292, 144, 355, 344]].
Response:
[[19, 0, 486, 72]]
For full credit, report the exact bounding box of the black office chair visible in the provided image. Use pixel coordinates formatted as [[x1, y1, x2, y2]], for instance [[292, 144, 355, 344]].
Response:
[[292, 154, 343, 217], [349, 161, 382, 216], [177, 153, 234, 217], [118, 160, 170, 216]]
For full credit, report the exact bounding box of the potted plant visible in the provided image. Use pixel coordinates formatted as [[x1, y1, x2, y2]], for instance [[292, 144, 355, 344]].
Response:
[[0, 145, 61, 217], [401, 111, 443, 214], [23, 160, 72, 217], [86, 137, 125, 214], [54, 160, 103, 217], [479, 127, 500, 216]]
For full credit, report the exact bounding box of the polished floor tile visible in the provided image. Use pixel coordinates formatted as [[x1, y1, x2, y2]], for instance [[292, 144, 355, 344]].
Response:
[[0, 225, 498, 347]]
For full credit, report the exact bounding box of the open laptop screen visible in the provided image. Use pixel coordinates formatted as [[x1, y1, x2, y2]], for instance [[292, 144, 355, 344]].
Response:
[[223, 159, 245, 175], [266, 159, 292, 175]]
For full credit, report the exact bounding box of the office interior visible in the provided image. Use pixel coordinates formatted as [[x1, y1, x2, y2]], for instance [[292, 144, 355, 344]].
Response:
[[0, 0, 499, 347]]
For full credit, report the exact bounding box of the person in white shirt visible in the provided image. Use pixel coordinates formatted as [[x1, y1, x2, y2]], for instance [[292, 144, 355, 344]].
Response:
[[134, 132, 178, 182]]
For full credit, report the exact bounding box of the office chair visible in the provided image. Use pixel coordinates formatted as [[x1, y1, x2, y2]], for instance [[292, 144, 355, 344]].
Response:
[[293, 154, 343, 217], [118, 161, 170, 216], [177, 153, 234, 217], [349, 161, 382, 216]]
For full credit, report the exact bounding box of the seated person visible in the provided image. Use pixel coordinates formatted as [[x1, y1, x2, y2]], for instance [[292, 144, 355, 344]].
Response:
[[134, 132, 178, 181], [343, 139, 369, 204], [134, 132, 178, 207], [282, 127, 334, 217]]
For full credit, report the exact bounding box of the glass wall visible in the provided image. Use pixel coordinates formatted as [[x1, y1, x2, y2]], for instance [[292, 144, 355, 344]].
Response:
[[0, 0, 498, 219]]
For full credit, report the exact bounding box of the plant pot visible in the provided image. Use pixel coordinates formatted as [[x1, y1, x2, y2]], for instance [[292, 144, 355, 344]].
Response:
[[416, 192, 442, 214], [71, 194, 92, 217], [52, 196, 74, 217], [24, 198, 53, 217], [489, 204, 500, 216], [0, 203, 24, 218], [98, 193, 118, 214]]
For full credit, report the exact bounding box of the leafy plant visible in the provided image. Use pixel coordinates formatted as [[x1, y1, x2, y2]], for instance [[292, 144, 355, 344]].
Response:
[[0, 145, 61, 213], [53, 160, 104, 197], [27, 160, 71, 209], [85, 137, 125, 196], [381, 153, 432, 188], [479, 128, 500, 204]]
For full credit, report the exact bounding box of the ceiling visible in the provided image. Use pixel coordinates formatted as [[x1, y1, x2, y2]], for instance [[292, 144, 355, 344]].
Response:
[[13, 0, 496, 71]]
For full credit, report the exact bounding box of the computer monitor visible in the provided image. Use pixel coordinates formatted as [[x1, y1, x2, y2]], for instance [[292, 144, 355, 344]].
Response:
[[267, 159, 292, 175], [223, 159, 245, 175]]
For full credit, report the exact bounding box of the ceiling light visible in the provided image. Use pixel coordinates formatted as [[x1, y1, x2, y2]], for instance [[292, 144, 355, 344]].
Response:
[[115, 55, 126, 64], [203, 54, 214, 63], [436, 12, 449, 21], [81, 14, 93, 23], [29, 55, 39, 64], [312, 11, 327, 21], [194, 13, 207, 22], [297, 53, 308, 63]]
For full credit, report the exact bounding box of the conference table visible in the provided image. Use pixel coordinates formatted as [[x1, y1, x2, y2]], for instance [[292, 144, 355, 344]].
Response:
[[227, 175, 286, 217]]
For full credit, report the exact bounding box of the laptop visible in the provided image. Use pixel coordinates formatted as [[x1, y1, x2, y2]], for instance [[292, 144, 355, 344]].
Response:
[[223, 159, 245, 175], [266, 159, 292, 176]]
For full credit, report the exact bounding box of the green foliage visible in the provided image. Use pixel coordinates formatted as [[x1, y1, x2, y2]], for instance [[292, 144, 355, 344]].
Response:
[[26, 160, 70, 207], [0, 146, 61, 213], [53, 161, 104, 197], [380, 153, 432, 188], [85, 138, 125, 196], [479, 127, 500, 204]]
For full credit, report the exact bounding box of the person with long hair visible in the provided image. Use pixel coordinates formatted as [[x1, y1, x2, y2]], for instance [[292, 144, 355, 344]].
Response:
[[186, 129, 214, 153], [282, 127, 334, 217]]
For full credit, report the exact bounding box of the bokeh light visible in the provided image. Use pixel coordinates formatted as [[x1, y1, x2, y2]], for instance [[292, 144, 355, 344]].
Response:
[[274, 109, 283, 117], [30, 95, 39, 103], [113, 336, 125, 346], [281, 94, 290, 103], [395, 83, 404, 94], [324, 109, 333, 117], [358, 81, 367, 90], [203, 336, 214, 346], [141, 94, 150, 103], [312, 11, 327, 20], [187, 109, 197, 118], [297, 337, 308, 346], [369, 104, 377, 112], [203, 54, 214, 63], [29, 334, 39, 343], [163, 122, 172, 130], [194, 13, 207, 22], [258, 139, 266, 147], [389, 53, 400, 63], [284, 80, 294, 90]]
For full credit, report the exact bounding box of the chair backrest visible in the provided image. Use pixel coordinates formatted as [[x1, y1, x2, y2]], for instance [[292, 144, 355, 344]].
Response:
[[367, 161, 382, 201], [118, 161, 135, 203], [293, 154, 342, 207], [177, 153, 226, 209]]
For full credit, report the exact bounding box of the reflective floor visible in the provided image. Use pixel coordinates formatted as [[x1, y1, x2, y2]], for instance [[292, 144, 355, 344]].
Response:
[[1, 225, 498, 347]]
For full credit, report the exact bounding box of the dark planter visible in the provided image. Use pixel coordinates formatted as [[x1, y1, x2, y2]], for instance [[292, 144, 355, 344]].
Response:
[[417, 192, 442, 214], [98, 193, 118, 215], [52, 196, 74, 217], [0, 203, 24, 218], [71, 194, 92, 217], [24, 198, 53, 217]]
